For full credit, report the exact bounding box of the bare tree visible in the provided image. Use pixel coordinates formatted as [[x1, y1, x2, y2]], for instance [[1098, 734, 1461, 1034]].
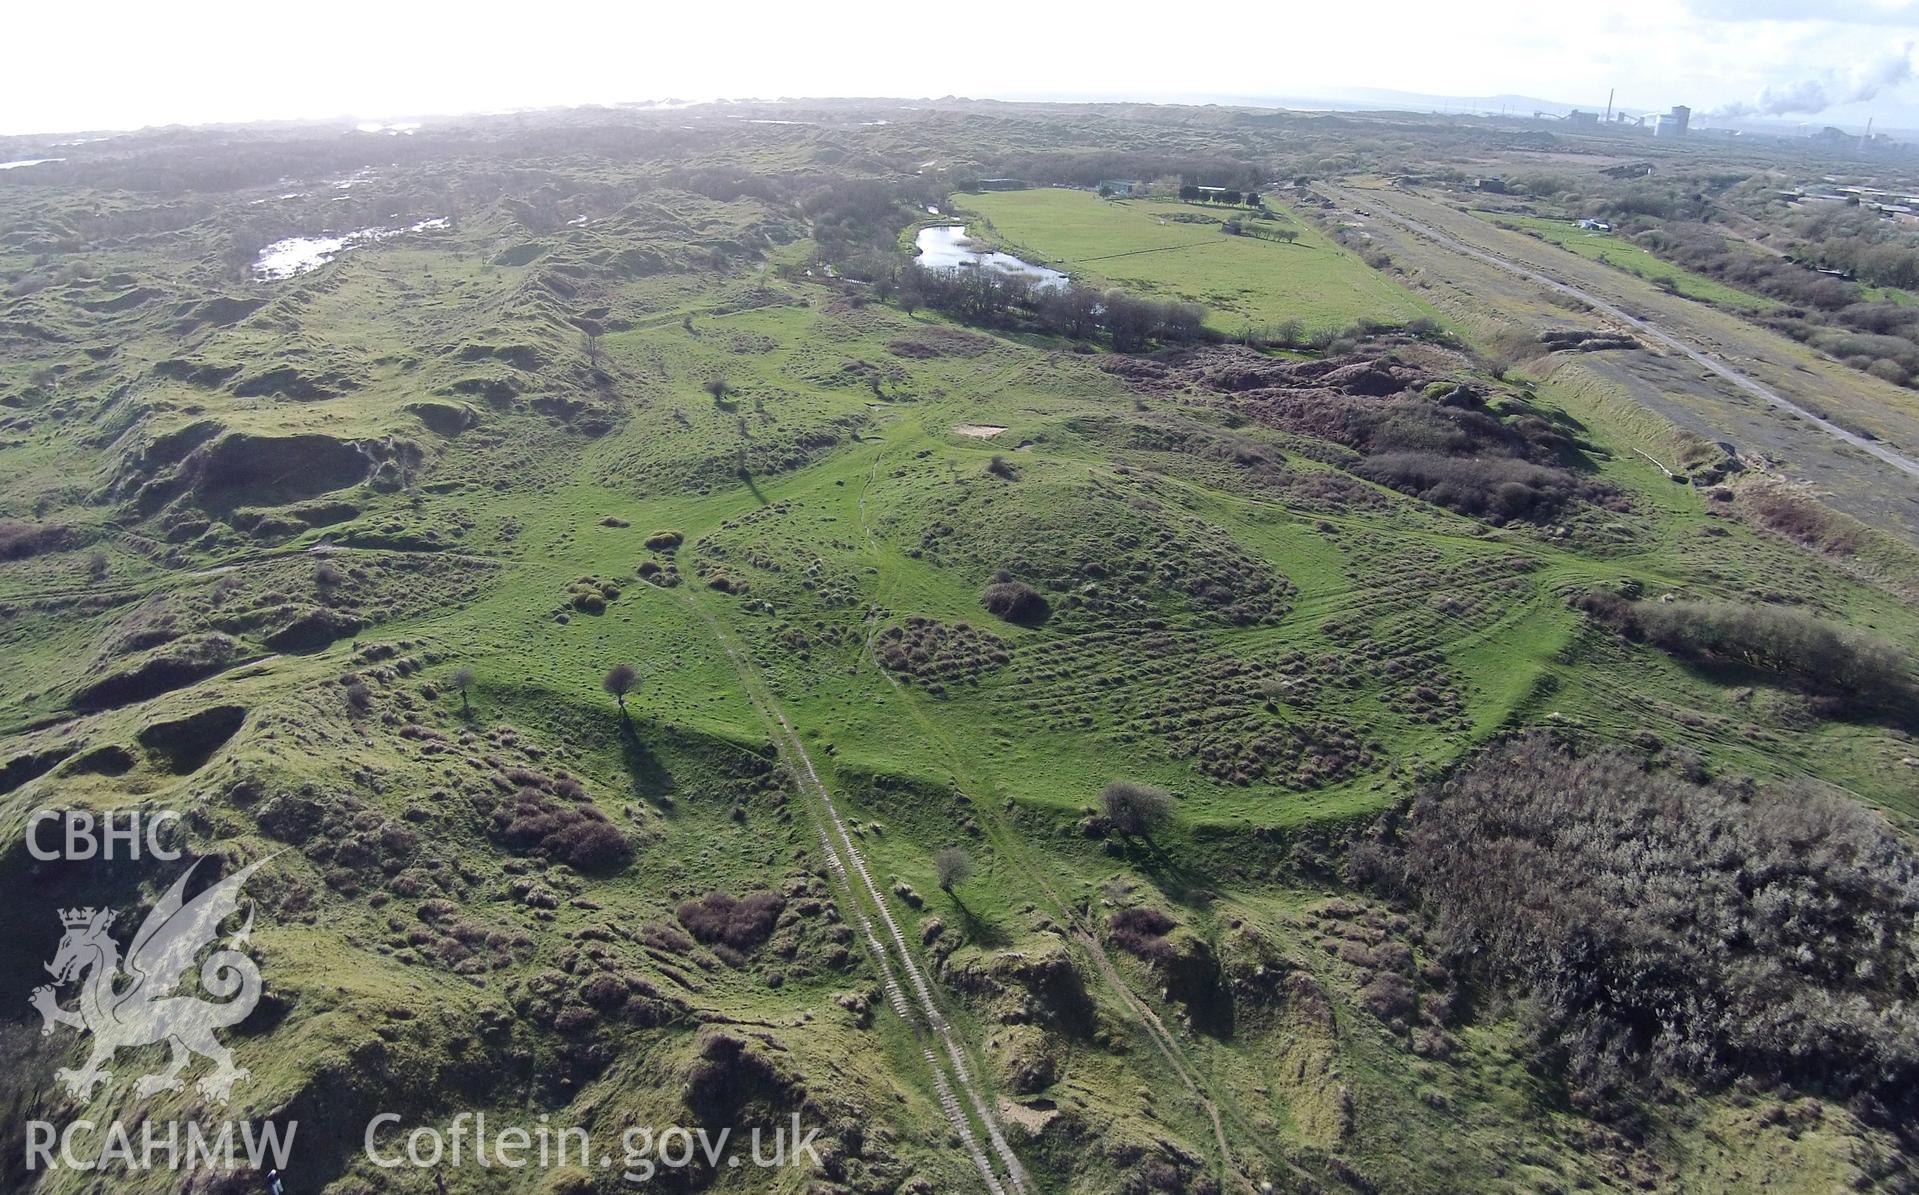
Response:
[[934, 846, 973, 892], [451, 665, 476, 716], [1100, 780, 1175, 839], [603, 663, 638, 716]]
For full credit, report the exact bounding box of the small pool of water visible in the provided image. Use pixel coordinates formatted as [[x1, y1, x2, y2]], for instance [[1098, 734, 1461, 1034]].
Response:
[[913, 225, 1067, 289], [252, 218, 448, 280]]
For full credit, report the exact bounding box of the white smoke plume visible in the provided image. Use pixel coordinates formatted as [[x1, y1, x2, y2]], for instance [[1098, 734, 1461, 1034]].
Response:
[[1710, 44, 1915, 118]]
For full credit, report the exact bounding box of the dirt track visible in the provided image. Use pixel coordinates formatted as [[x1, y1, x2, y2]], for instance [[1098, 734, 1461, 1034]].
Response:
[[680, 585, 1031, 1195], [1361, 196, 1919, 481]]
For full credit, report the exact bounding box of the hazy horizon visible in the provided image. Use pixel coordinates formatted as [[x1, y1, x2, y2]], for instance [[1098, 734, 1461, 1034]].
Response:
[[4, 0, 1918, 139], [5, 89, 1913, 146]]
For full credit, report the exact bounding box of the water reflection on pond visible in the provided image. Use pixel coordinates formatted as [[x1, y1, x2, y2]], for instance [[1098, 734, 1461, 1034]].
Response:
[[913, 225, 1067, 289], [252, 218, 448, 280]]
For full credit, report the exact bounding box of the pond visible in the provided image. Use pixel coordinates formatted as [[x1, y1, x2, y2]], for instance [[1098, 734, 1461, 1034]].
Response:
[[913, 225, 1067, 289], [252, 218, 448, 280]]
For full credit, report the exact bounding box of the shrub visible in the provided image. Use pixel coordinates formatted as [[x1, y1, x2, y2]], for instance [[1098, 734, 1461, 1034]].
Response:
[[1868, 357, 1909, 385], [1356, 451, 1606, 523], [1397, 734, 1919, 1123], [547, 818, 632, 871], [0, 520, 74, 561], [1108, 906, 1178, 960], [1733, 482, 1863, 557], [490, 787, 633, 872], [675, 890, 785, 950], [1582, 595, 1916, 714], [981, 580, 1049, 625], [1100, 780, 1175, 838], [644, 529, 684, 550]]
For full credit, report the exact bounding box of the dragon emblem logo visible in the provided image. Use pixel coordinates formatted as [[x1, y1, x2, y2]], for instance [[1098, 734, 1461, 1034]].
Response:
[[29, 854, 274, 1104]]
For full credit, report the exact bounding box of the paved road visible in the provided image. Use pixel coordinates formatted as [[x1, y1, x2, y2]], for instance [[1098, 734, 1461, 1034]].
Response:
[[1363, 195, 1919, 482]]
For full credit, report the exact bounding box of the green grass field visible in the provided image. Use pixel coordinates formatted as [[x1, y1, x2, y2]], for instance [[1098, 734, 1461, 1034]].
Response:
[[955, 189, 1436, 333], [1477, 211, 1782, 311], [1863, 283, 1919, 305]]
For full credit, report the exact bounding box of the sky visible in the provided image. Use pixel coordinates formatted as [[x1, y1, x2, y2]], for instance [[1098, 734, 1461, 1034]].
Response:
[[4, 0, 1919, 137]]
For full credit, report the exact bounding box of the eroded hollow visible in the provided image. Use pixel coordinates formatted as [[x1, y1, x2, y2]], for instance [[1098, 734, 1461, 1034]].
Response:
[[67, 744, 137, 777], [0, 747, 76, 796], [137, 704, 247, 774]]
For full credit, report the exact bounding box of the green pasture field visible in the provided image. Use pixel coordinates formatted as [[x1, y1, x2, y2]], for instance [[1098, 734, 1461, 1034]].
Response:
[[955, 188, 1436, 333]]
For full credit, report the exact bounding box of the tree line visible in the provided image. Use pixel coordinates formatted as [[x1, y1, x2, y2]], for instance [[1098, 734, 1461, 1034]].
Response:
[[1178, 185, 1259, 207], [962, 150, 1265, 193], [873, 261, 1209, 351]]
